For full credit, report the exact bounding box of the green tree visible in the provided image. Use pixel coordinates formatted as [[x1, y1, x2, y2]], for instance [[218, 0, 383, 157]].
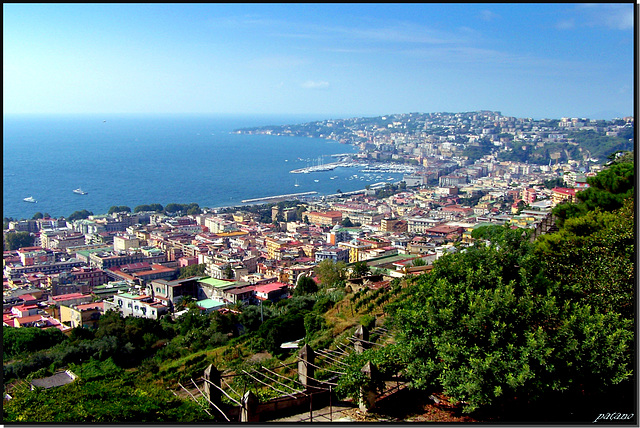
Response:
[[108, 205, 131, 214], [315, 259, 347, 288], [3, 231, 35, 251], [3, 327, 68, 360], [553, 160, 634, 226], [68, 209, 93, 221], [134, 204, 163, 213], [223, 264, 234, 279], [411, 257, 426, 267], [32, 212, 44, 220], [178, 263, 206, 279], [350, 261, 370, 278], [341, 217, 354, 227], [294, 275, 318, 295]]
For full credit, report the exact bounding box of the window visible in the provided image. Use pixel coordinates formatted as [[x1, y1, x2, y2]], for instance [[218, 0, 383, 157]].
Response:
[[128, 303, 132, 308], [118, 299, 123, 307], [134, 305, 139, 310]]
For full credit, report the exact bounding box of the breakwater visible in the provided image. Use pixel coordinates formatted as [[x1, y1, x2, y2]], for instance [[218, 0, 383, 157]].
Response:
[[241, 191, 318, 203]]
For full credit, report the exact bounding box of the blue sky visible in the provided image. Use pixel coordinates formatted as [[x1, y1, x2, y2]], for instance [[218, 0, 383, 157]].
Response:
[[3, 3, 635, 119]]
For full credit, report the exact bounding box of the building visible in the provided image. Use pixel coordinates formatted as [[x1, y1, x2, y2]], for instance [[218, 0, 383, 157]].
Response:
[[59, 302, 104, 329], [380, 218, 408, 233], [315, 247, 350, 264], [254, 282, 289, 303], [104, 292, 168, 319], [551, 187, 577, 205], [149, 277, 201, 305], [337, 240, 372, 263], [305, 211, 343, 226], [113, 235, 141, 252]]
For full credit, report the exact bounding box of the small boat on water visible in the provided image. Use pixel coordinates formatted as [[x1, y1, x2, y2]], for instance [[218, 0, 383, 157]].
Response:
[[314, 179, 319, 183], [23, 196, 37, 203], [73, 188, 88, 195]]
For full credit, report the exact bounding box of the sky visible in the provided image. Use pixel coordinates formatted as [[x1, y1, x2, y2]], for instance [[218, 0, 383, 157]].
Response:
[[3, 3, 635, 120]]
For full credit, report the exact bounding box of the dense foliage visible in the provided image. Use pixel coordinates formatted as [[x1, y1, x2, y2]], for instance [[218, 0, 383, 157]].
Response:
[[3, 231, 36, 251], [335, 160, 635, 417], [553, 159, 634, 226], [4, 327, 68, 361], [67, 209, 93, 221], [178, 263, 207, 279], [107, 205, 132, 214], [133, 203, 164, 213], [315, 259, 347, 288]]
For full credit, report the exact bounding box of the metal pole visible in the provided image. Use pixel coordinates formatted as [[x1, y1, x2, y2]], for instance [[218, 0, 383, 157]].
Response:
[[329, 385, 333, 422], [309, 391, 313, 422]]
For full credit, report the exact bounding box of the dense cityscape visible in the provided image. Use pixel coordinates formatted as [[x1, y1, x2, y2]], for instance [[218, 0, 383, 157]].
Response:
[[3, 111, 635, 423]]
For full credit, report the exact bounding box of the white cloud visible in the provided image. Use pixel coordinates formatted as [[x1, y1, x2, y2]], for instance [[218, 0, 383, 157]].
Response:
[[480, 10, 499, 22], [568, 4, 633, 30], [300, 80, 330, 89], [555, 18, 575, 30]]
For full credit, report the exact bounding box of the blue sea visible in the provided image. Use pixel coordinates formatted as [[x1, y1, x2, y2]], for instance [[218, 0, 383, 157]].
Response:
[[3, 114, 403, 221]]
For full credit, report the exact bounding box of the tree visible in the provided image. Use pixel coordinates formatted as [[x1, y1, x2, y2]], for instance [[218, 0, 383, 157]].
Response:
[[223, 264, 234, 279], [294, 275, 318, 295], [344, 198, 634, 417], [32, 212, 44, 220], [553, 160, 634, 226], [3, 231, 35, 251], [315, 259, 347, 288], [178, 263, 206, 279], [341, 217, 354, 227], [350, 261, 370, 278], [68, 209, 93, 221], [411, 257, 426, 267], [108, 206, 131, 214], [134, 204, 163, 213]]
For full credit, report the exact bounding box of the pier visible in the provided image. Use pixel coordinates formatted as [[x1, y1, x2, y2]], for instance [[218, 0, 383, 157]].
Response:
[[241, 191, 318, 204]]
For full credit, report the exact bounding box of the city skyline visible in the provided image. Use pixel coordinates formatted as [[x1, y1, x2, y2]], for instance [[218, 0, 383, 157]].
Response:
[[3, 3, 635, 120]]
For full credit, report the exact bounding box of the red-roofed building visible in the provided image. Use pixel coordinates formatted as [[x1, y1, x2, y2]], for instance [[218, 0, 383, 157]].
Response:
[[254, 282, 289, 302], [552, 187, 577, 205], [11, 304, 40, 318], [306, 211, 343, 226], [49, 293, 93, 307]]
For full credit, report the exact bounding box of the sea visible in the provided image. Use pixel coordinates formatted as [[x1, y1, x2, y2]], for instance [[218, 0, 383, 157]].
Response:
[[3, 114, 405, 221]]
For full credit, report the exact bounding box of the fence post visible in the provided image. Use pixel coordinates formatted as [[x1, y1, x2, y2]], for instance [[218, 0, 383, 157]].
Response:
[[359, 361, 377, 412], [298, 344, 315, 390], [354, 324, 369, 354], [203, 364, 221, 410], [240, 390, 259, 422]]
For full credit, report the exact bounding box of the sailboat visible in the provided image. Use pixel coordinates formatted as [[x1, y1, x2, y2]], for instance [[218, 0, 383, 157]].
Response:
[[294, 180, 300, 187], [23, 196, 37, 203]]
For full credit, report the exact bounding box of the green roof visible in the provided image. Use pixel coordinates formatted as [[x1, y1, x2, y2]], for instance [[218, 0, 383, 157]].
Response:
[[75, 247, 113, 257], [198, 277, 237, 289], [196, 298, 226, 310], [363, 253, 417, 268]]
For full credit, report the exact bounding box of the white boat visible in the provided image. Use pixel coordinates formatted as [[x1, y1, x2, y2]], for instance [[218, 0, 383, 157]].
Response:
[[23, 196, 37, 203], [73, 188, 88, 195], [294, 180, 300, 187], [314, 179, 319, 183]]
